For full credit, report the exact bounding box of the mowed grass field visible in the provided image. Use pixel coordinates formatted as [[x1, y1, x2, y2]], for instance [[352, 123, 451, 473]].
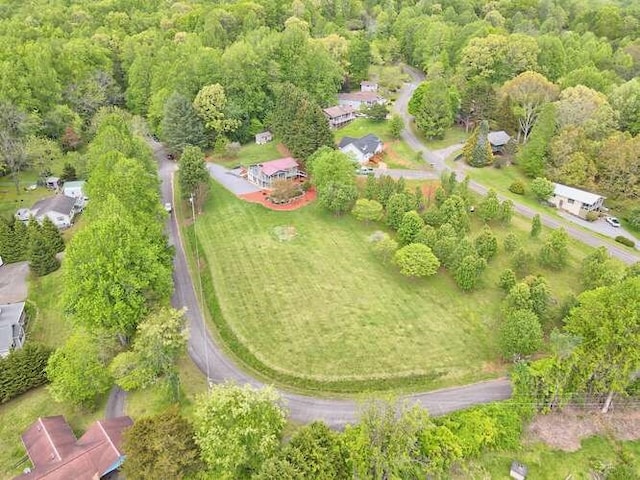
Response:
[[192, 182, 588, 392]]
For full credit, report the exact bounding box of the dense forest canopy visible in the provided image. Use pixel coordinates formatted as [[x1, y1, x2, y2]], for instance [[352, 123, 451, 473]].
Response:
[[1, 0, 639, 202]]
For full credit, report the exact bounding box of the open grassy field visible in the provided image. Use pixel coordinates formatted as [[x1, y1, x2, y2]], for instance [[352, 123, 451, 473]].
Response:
[[209, 140, 282, 168], [188, 181, 590, 393]]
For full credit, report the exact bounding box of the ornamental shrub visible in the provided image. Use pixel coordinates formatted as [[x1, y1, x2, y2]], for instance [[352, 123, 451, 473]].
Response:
[[508, 181, 525, 195], [615, 236, 635, 247]]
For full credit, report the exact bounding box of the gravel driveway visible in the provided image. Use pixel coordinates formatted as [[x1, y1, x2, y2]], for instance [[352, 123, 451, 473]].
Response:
[[0, 261, 29, 303], [207, 163, 261, 195]]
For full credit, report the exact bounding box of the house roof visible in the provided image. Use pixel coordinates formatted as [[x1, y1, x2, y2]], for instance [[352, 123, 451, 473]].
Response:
[[259, 157, 299, 177], [0, 302, 25, 354], [487, 131, 511, 146], [338, 134, 382, 155], [323, 105, 355, 118], [31, 195, 76, 218], [338, 91, 382, 102], [553, 183, 605, 206], [18, 416, 133, 480], [62, 181, 85, 190], [255, 131, 272, 138]]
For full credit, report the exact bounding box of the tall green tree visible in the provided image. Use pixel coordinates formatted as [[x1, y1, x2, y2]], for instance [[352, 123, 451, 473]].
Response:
[[161, 92, 208, 155], [352, 199, 383, 223], [63, 196, 172, 341], [413, 79, 456, 139], [347, 33, 371, 86], [530, 177, 555, 201], [344, 400, 429, 479], [46, 330, 113, 407], [462, 120, 492, 167], [193, 383, 286, 479], [397, 211, 425, 246], [564, 278, 640, 413], [308, 147, 355, 190], [0, 102, 29, 194], [530, 214, 542, 238], [478, 189, 500, 223], [41, 217, 65, 253], [122, 406, 203, 480], [178, 145, 210, 211], [499, 71, 559, 143], [539, 228, 569, 270], [110, 308, 187, 399], [28, 225, 60, 277], [516, 103, 557, 177], [499, 309, 543, 360], [193, 84, 240, 136], [385, 193, 412, 230], [580, 247, 626, 292], [318, 182, 358, 215], [474, 226, 498, 260], [454, 254, 487, 291]]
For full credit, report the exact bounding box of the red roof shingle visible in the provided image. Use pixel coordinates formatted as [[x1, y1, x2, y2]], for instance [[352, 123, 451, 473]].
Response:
[[259, 157, 299, 177]]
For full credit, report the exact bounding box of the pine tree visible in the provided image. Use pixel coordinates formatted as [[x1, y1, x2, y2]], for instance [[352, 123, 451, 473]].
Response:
[[463, 120, 493, 167], [29, 228, 60, 276], [478, 189, 500, 223], [41, 217, 65, 253], [60, 163, 77, 182], [161, 92, 208, 155], [12, 219, 28, 262]]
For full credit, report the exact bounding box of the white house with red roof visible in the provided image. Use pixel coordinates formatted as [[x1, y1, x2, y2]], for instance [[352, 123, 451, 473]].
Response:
[[246, 157, 305, 188]]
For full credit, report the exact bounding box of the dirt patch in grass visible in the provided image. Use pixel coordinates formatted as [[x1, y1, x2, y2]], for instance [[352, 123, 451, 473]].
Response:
[[527, 407, 640, 452], [276, 143, 292, 157], [273, 225, 298, 242]]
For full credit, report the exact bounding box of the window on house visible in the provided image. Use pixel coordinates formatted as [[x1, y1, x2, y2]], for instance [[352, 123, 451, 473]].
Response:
[[567, 199, 574, 204]]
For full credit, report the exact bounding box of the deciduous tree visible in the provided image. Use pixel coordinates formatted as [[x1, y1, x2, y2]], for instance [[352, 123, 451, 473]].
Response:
[[308, 147, 355, 190], [580, 247, 626, 291], [474, 226, 498, 260], [318, 182, 358, 215], [385, 193, 412, 230], [389, 115, 403, 139], [413, 79, 456, 139], [564, 278, 640, 413], [178, 146, 210, 210], [478, 189, 500, 223], [530, 214, 542, 238], [397, 210, 425, 245], [394, 243, 440, 278], [352, 199, 383, 223], [538, 228, 569, 270], [454, 254, 487, 291], [193, 84, 240, 136], [499, 309, 543, 360], [530, 177, 554, 201], [46, 330, 113, 407], [193, 383, 286, 479]]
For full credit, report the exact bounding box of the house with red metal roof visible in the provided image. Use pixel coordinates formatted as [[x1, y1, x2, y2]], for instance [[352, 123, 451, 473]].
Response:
[[246, 157, 306, 188], [16, 415, 133, 480]]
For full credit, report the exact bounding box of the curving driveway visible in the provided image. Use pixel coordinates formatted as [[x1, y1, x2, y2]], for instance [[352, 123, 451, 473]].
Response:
[[148, 138, 512, 428], [397, 66, 639, 265]]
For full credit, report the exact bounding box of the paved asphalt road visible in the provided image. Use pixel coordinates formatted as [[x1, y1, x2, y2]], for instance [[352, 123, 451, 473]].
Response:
[[146, 138, 512, 428], [397, 66, 639, 265]]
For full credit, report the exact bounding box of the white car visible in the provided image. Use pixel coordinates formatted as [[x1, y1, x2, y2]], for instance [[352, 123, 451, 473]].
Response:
[[605, 216, 620, 227], [164, 202, 172, 213]]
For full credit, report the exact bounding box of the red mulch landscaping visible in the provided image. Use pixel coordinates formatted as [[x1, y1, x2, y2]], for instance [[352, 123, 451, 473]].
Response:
[[239, 188, 317, 211]]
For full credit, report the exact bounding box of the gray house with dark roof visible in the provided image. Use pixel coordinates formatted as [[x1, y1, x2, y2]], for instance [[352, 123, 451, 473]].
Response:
[[488, 131, 511, 154], [0, 301, 26, 357], [338, 134, 383, 165], [17, 195, 76, 229]]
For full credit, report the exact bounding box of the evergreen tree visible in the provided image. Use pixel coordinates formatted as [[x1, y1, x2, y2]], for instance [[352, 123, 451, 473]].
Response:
[[41, 217, 65, 253], [498, 200, 514, 225], [413, 186, 425, 212], [60, 163, 77, 182], [364, 174, 378, 200], [29, 227, 60, 276], [498, 268, 517, 292], [12, 219, 28, 262], [161, 92, 207, 155], [462, 120, 493, 167], [517, 103, 557, 177], [454, 254, 487, 291], [539, 228, 569, 270], [503, 232, 520, 253], [474, 226, 498, 260], [414, 79, 456, 139], [531, 214, 542, 238]]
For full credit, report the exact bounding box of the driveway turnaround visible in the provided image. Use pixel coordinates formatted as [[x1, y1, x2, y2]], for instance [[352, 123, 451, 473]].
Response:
[[207, 163, 261, 195], [148, 138, 512, 429]]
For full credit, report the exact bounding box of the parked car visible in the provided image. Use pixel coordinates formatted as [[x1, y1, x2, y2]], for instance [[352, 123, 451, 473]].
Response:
[[164, 202, 172, 213], [605, 216, 620, 227], [356, 166, 374, 176]]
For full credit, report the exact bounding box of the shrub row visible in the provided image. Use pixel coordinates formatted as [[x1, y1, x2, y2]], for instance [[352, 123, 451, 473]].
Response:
[[0, 343, 53, 403], [615, 236, 635, 247]]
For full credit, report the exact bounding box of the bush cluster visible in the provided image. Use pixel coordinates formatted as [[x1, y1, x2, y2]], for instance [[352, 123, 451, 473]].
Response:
[[508, 180, 525, 195], [0, 343, 53, 403], [615, 236, 635, 247]]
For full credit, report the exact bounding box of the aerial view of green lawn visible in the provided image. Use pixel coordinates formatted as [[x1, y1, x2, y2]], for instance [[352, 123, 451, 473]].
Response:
[[190, 181, 588, 393]]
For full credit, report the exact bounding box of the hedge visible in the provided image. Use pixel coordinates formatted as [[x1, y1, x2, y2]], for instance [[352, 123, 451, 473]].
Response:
[[0, 343, 53, 403], [508, 181, 525, 195], [615, 236, 635, 247]]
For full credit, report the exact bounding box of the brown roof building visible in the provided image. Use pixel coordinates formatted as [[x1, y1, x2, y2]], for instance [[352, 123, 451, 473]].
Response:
[[16, 415, 133, 480]]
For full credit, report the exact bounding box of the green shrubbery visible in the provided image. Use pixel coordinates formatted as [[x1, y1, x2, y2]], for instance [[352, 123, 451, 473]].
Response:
[[615, 236, 635, 247], [0, 343, 53, 403], [508, 180, 525, 195]]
